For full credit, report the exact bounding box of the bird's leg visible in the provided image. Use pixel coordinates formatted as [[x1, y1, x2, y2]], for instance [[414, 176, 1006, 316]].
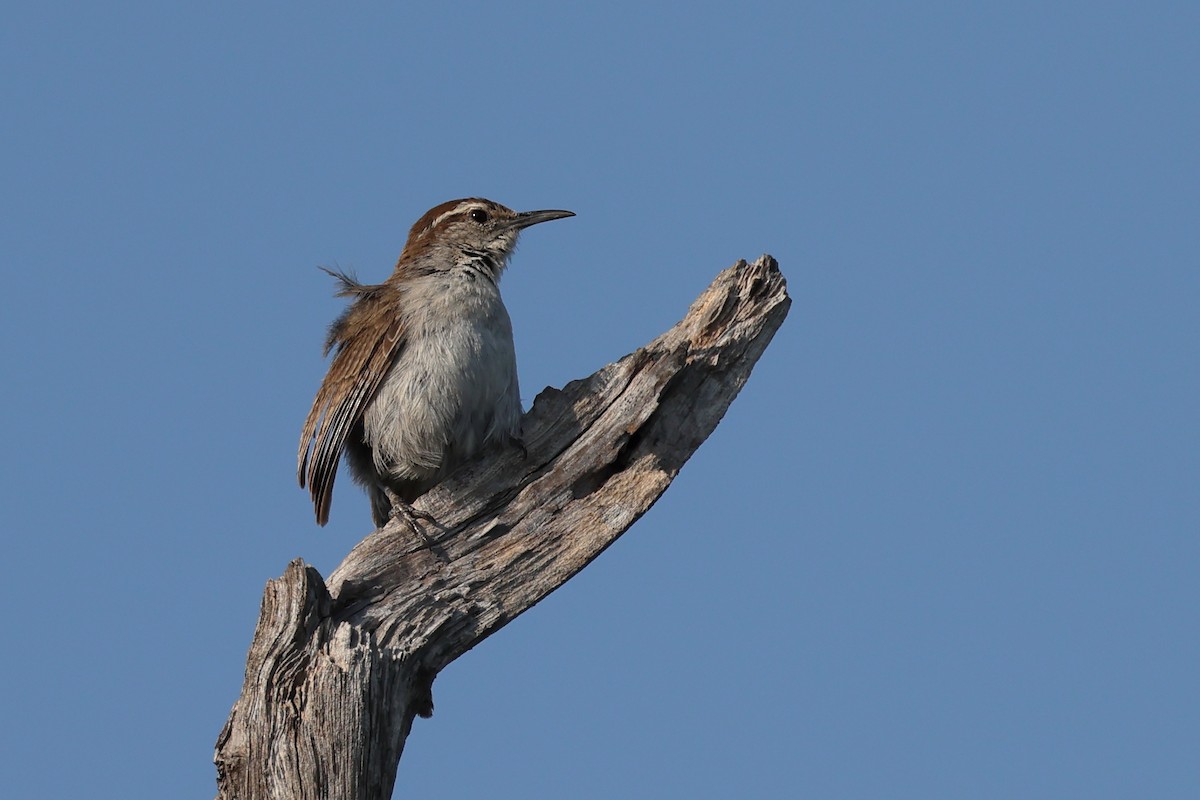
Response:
[[383, 486, 437, 543], [509, 433, 528, 460]]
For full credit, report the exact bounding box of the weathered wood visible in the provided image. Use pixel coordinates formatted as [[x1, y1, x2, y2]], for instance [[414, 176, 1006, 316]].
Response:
[[215, 255, 790, 800]]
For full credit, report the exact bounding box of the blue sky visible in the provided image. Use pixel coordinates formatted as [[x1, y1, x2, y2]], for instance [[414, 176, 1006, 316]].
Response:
[[2, 3, 1197, 798]]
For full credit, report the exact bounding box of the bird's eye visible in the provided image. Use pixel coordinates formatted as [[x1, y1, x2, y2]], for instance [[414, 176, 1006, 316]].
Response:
[[469, 208, 488, 223]]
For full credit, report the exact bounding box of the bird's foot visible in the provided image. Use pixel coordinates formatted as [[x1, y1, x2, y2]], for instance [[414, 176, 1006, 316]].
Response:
[[383, 488, 437, 545]]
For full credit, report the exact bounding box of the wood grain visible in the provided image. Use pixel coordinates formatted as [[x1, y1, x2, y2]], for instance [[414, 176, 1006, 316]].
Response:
[[215, 255, 790, 800]]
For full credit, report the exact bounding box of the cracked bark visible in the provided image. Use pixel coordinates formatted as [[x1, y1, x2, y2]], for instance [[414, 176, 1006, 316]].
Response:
[[214, 255, 790, 800]]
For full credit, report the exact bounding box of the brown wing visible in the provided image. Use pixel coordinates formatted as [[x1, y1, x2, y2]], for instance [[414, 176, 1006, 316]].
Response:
[[298, 287, 405, 525]]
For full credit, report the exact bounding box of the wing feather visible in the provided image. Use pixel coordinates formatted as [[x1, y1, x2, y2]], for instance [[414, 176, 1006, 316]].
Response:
[[298, 287, 404, 525]]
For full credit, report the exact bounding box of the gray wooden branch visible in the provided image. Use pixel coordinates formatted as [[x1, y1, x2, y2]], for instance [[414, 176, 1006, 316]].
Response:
[[214, 255, 790, 800]]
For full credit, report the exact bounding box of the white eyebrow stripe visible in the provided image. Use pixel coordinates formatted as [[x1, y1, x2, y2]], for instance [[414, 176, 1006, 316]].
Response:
[[430, 201, 482, 230]]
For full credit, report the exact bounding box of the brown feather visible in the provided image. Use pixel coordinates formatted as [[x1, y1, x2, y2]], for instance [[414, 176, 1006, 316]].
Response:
[[297, 284, 406, 525]]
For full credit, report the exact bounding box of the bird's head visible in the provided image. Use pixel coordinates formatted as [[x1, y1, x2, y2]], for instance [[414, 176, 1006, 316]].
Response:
[[397, 198, 574, 277]]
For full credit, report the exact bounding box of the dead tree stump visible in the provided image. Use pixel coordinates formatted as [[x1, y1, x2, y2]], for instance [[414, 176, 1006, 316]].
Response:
[[215, 255, 790, 799]]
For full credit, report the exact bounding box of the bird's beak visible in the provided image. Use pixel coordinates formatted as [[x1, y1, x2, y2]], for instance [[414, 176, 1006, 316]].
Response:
[[513, 209, 575, 229]]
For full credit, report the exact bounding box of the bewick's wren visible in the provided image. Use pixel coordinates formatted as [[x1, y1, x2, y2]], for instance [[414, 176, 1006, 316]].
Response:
[[298, 198, 574, 527]]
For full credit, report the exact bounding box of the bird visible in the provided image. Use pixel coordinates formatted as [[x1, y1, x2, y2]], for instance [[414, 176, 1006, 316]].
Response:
[[298, 198, 574, 528]]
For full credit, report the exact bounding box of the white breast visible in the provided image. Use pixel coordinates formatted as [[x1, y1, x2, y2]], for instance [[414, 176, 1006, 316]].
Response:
[[362, 270, 522, 486]]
